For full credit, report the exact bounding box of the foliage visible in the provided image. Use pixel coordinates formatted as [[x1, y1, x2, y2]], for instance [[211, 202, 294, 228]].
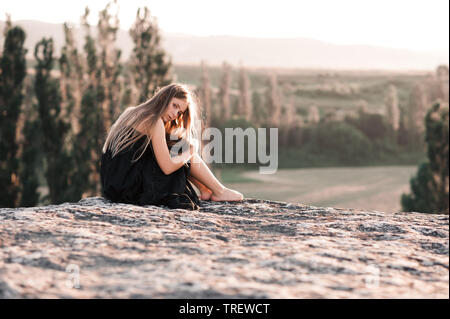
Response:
[[0, 26, 27, 207], [129, 6, 173, 104], [344, 112, 391, 141], [34, 38, 78, 204], [304, 121, 374, 165], [402, 102, 449, 213], [18, 79, 42, 207]]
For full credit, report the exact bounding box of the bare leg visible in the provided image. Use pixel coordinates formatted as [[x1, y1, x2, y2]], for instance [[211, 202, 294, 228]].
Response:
[[188, 153, 243, 201], [187, 175, 213, 200]]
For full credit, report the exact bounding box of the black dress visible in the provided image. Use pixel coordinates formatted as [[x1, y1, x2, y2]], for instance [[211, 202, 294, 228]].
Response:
[[100, 129, 200, 210]]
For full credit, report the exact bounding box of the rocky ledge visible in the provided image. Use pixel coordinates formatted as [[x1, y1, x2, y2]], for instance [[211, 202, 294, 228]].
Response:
[[0, 197, 448, 298]]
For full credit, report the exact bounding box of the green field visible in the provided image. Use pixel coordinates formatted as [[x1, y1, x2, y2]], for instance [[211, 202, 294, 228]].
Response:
[[220, 166, 418, 213]]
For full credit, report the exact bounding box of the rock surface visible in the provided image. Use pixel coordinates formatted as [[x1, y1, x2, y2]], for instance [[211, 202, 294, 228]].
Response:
[[0, 197, 448, 298]]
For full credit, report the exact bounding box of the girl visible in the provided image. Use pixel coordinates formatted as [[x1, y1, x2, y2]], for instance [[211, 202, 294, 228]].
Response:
[[100, 83, 243, 210]]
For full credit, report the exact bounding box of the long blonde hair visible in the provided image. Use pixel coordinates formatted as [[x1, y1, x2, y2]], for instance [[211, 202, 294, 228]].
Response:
[[102, 83, 200, 162]]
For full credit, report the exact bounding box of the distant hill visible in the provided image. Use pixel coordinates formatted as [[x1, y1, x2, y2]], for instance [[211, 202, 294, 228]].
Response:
[[0, 19, 447, 71]]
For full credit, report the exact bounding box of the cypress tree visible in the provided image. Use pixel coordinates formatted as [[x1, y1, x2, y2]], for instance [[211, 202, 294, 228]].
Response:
[[199, 60, 212, 128], [408, 83, 428, 138], [74, 7, 104, 197], [291, 113, 305, 147], [218, 61, 232, 122], [34, 37, 76, 204], [120, 64, 134, 108], [356, 99, 369, 114], [18, 77, 42, 207], [436, 65, 449, 103], [97, 0, 122, 126], [72, 4, 128, 198], [280, 96, 295, 146], [251, 90, 266, 127], [401, 102, 449, 213], [59, 22, 84, 138], [397, 105, 411, 147], [385, 84, 400, 131], [129, 6, 173, 105], [0, 26, 27, 207], [238, 64, 252, 122], [265, 73, 281, 127], [308, 105, 320, 125], [58, 22, 89, 201]]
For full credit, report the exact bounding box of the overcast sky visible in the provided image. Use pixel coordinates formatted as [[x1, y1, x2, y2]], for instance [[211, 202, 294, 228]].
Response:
[[1, 0, 449, 53]]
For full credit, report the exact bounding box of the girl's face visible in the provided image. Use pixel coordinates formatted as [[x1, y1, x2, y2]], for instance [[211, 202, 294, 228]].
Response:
[[162, 97, 188, 123]]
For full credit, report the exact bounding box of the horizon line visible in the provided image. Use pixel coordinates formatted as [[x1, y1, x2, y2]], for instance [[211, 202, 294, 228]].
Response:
[[1, 18, 448, 55]]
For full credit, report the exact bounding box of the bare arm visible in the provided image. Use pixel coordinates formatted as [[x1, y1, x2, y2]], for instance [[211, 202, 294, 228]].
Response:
[[151, 118, 193, 175]]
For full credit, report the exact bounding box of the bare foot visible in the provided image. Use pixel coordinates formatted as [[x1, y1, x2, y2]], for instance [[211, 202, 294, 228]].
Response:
[[199, 188, 213, 201], [211, 187, 244, 201]]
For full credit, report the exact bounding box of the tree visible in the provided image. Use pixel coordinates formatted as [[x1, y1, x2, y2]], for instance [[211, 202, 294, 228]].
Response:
[[251, 90, 266, 127], [290, 114, 305, 147], [280, 95, 295, 146], [0, 26, 27, 207], [345, 112, 390, 141], [18, 76, 42, 207], [436, 64, 449, 103], [199, 60, 212, 128], [97, 0, 123, 126], [129, 6, 173, 105], [356, 99, 369, 114], [407, 83, 428, 138], [307, 105, 320, 124], [401, 102, 449, 213], [59, 22, 84, 139], [385, 84, 400, 131], [237, 64, 252, 121], [34, 37, 77, 204], [397, 105, 411, 147], [306, 121, 374, 165], [72, 7, 104, 197], [265, 73, 281, 127], [218, 61, 232, 122], [70, 4, 125, 197]]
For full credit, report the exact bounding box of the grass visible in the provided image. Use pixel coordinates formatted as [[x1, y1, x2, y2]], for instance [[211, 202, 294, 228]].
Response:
[[221, 166, 418, 213], [212, 166, 261, 184], [277, 147, 426, 169]]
